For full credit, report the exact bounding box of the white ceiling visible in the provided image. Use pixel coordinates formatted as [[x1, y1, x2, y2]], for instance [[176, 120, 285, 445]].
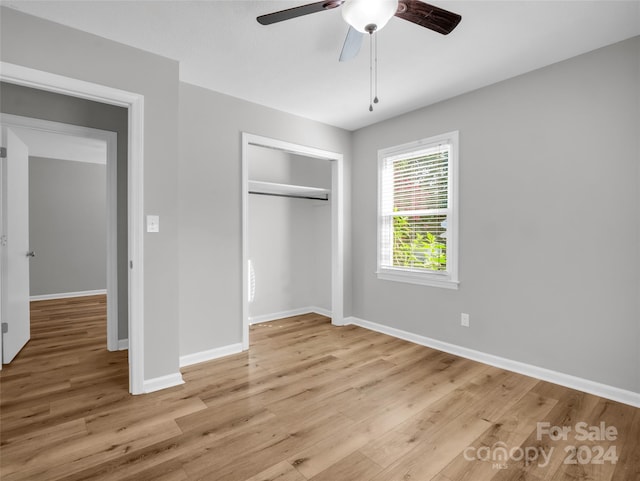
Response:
[[3, 1, 639, 131]]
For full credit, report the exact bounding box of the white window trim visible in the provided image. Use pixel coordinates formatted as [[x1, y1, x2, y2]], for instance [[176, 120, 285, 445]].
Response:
[[377, 131, 459, 289]]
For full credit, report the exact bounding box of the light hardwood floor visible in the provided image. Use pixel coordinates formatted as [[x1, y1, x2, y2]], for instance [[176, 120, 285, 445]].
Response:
[[1, 295, 638, 480]]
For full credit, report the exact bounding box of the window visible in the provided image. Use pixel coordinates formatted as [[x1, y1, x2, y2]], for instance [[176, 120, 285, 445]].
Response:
[[378, 131, 459, 289]]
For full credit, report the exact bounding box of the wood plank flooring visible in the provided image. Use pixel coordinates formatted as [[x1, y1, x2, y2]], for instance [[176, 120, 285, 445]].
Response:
[[1, 295, 638, 480]]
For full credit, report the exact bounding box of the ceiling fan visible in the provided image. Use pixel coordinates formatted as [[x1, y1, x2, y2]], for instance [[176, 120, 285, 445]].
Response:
[[257, 0, 462, 62]]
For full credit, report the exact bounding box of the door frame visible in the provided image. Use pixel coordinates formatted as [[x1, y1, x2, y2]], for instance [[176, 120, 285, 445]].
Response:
[[0, 114, 119, 351], [0, 61, 145, 394], [241, 133, 344, 351]]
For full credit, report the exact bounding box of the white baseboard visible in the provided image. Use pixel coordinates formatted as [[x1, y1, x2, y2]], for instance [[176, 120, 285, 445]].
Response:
[[310, 306, 332, 318], [117, 339, 129, 351], [249, 306, 332, 325], [30, 289, 107, 301], [143, 372, 184, 394], [344, 316, 640, 409], [180, 343, 244, 368]]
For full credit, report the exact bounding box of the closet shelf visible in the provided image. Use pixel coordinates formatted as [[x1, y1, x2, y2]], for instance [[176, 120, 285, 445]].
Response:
[[249, 180, 330, 201]]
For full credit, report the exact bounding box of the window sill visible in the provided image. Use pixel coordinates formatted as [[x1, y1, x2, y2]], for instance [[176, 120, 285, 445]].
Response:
[[376, 269, 459, 290]]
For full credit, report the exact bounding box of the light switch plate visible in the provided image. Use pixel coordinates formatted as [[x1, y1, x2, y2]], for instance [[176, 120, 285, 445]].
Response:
[[147, 215, 160, 233]]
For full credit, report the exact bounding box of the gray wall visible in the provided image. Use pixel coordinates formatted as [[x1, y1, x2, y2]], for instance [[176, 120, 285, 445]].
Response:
[[351, 37, 640, 393], [1, 7, 180, 380], [248, 147, 332, 318], [29, 157, 106, 296], [0, 82, 129, 340], [178, 82, 351, 358]]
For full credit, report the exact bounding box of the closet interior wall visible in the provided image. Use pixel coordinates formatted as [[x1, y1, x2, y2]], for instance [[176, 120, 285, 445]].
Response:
[[248, 146, 331, 322]]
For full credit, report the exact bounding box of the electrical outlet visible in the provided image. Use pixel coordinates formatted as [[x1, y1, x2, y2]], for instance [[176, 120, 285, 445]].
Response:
[[461, 313, 470, 327]]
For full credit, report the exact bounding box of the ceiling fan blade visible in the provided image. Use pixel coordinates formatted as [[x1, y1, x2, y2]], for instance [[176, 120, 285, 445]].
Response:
[[257, 1, 344, 26], [339, 26, 364, 62], [395, 0, 462, 35]]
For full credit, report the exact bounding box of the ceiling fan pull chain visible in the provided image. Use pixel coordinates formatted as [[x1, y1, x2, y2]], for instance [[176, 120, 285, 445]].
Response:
[[374, 31, 379, 104], [369, 31, 374, 112]]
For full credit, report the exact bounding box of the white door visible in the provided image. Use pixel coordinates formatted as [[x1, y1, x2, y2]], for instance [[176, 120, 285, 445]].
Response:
[[1, 127, 31, 364]]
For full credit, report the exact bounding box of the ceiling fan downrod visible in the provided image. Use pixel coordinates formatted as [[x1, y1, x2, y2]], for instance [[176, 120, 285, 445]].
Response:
[[368, 25, 379, 112]]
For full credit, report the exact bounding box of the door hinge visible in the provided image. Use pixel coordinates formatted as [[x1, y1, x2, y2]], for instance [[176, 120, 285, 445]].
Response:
[[0, 147, 6, 159], [129, 260, 133, 269], [1, 322, 8, 334]]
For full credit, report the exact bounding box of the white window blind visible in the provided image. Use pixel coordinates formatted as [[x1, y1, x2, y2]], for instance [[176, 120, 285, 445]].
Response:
[[378, 131, 459, 289]]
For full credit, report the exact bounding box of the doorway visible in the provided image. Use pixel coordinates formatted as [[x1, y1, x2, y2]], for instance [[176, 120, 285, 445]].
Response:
[[0, 61, 145, 394], [1, 114, 120, 351], [241, 133, 344, 350]]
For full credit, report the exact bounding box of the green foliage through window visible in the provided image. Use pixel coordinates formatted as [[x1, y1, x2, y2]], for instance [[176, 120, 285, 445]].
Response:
[[393, 212, 447, 271]]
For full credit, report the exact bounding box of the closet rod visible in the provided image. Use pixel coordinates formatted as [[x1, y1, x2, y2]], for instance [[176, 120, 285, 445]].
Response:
[[249, 191, 328, 201]]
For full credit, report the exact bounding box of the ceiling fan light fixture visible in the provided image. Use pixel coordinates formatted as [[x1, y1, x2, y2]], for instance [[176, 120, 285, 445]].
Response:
[[341, 0, 399, 33]]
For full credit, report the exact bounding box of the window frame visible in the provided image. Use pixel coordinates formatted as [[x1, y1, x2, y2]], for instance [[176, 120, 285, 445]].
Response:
[[377, 131, 459, 289]]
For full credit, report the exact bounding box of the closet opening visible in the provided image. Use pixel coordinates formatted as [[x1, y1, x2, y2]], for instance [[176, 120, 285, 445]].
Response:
[[241, 133, 344, 350]]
